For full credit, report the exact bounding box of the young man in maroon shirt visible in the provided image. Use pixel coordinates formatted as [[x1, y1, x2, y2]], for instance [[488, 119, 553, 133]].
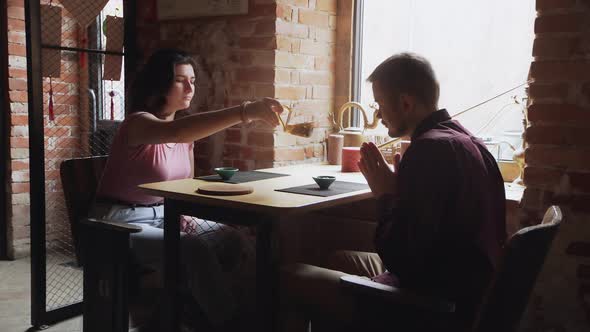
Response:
[[280, 53, 506, 332]]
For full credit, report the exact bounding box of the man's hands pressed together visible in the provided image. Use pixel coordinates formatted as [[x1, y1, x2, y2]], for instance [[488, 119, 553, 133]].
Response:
[[358, 142, 401, 199]]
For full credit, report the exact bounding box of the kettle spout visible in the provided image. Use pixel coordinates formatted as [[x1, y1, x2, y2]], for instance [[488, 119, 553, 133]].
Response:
[[365, 103, 380, 130]]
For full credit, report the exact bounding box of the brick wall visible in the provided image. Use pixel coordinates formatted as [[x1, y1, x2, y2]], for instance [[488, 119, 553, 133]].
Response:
[[5, 0, 84, 258], [519, 1, 590, 330], [138, 1, 273, 173], [7, 0, 30, 258], [272, 0, 337, 166], [136, 0, 341, 175], [522, 0, 590, 222], [43, 38, 84, 255]]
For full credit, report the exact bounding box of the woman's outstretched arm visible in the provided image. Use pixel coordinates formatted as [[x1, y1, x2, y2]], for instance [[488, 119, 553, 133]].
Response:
[[126, 98, 282, 146]]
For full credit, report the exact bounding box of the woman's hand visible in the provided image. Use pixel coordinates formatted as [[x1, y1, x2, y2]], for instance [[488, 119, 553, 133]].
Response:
[[244, 97, 283, 127], [358, 142, 401, 199]]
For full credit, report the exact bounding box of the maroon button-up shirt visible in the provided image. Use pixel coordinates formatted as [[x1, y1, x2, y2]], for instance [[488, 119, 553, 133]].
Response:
[[375, 109, 506, 325]]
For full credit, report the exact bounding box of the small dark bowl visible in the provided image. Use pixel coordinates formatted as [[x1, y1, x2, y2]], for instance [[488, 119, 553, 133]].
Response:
[[214, 167, 239, 180], [313, 175, 336, 190]]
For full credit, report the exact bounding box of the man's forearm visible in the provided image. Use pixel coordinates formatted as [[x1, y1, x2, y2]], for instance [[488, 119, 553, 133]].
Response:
[[374, 193, 400, 270], [375, 193, 399, 219]]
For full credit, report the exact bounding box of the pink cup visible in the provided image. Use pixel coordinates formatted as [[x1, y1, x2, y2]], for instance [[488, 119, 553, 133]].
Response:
[[327, 134, 344, 165], [341, 147, 361, 172]]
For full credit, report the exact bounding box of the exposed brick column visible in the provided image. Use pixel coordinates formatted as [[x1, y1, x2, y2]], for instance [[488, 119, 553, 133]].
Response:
[[6, 0, 30, 259], [519, 1, 590, 330], [523, 0, 590, 221], [273, 0, 337, 166]]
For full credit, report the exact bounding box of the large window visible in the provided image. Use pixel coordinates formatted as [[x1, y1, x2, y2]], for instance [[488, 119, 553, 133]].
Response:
[[89, 0, 125, 123], [86, 0, 126, 155], [355, 0, 535, 160]]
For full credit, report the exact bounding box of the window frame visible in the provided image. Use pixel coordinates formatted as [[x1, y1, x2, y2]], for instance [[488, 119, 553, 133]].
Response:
[[88, 7, 127, 129], [88, 17, 106, 128], [351, 0, 364, 127]]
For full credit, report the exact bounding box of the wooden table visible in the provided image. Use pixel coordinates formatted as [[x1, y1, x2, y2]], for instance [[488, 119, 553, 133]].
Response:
[[139, 164, 372, 331], [139, 163, 523, 331]]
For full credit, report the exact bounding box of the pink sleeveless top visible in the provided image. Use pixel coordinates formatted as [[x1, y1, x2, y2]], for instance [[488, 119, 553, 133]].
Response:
[[97, 112, 193, 205]]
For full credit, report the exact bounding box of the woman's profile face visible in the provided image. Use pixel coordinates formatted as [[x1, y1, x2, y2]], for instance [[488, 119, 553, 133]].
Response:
[[165, 63, 195, 113]]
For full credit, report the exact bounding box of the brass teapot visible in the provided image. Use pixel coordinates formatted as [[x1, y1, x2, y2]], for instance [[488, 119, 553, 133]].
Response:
[[332, 101, 380, 147]]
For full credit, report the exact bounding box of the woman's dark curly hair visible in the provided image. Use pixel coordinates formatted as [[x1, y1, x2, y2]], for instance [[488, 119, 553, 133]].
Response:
[[129, 48, 197, 115]]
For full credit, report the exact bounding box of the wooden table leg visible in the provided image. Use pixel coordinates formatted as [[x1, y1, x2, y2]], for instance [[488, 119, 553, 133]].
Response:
[[163, 199, 180, 332]]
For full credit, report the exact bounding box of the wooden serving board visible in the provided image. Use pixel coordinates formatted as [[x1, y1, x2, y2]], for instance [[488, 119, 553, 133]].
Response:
[[196, 183, 253, 196]]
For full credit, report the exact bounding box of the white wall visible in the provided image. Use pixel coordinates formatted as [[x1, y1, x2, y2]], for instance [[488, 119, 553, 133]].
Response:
[[359, 0, 536, 159]]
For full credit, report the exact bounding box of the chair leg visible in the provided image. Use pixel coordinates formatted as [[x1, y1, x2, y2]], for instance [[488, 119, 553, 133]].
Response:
[[82, 226, 131, 332]]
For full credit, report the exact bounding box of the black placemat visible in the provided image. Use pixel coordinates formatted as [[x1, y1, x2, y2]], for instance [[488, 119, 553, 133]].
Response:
[[275, 181, 369, 197], [195, 170, 289, 184]]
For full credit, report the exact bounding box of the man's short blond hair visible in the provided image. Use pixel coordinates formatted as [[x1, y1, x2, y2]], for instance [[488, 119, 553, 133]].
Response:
[[367, 52, 440, 108]]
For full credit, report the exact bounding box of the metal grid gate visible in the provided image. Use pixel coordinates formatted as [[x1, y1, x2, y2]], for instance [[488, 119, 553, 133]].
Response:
[[26, 0, 134, 327]]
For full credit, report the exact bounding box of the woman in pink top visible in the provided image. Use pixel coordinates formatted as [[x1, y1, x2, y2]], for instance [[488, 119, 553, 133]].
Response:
[[91, 48, 282, 331]]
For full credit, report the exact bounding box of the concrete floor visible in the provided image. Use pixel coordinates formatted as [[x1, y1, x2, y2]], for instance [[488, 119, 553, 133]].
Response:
[[0, 258, 82, 332], [1, 256, 252, 332]]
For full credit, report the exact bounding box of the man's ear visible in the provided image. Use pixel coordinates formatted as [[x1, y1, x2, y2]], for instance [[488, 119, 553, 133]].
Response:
[[399, 93, 416, 114]]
